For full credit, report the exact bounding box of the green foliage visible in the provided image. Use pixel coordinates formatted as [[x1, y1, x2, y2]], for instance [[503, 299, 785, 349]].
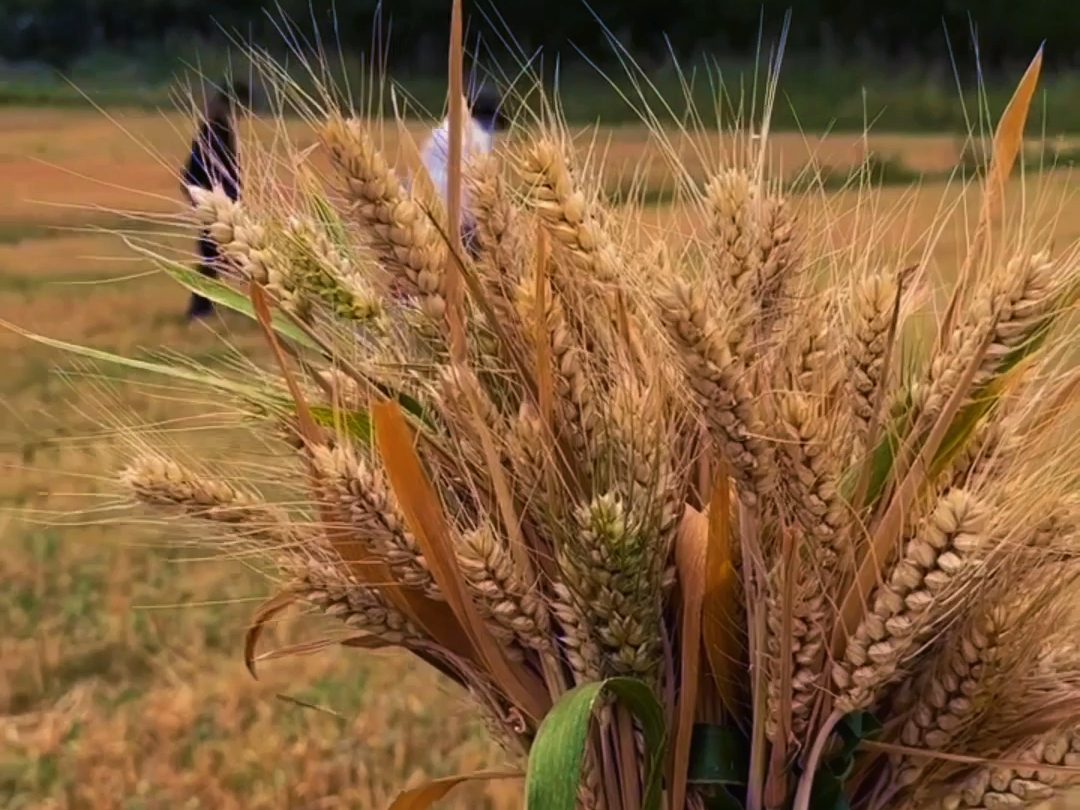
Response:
[[525, 678, 666, 810]]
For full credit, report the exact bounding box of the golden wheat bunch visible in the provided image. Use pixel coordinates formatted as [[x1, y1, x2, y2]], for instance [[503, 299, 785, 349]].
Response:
[[38, 9, 1080, 810]]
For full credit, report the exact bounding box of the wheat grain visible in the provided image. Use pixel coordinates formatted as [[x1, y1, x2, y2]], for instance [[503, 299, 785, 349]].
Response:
[[310, 443, 441, 599], [557, 492, 665, 683], [833, 488, 989, 713], [456, 527, 552, 653], [656, 276, 775, 504], [319, 115, 448, 323], [844, 271, 898, 460], [893, 609, 1005, 787], [121, 453, 300, 550]]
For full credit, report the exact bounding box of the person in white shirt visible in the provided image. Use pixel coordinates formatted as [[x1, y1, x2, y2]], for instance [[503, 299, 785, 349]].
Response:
[[419, 85, 504, 257]]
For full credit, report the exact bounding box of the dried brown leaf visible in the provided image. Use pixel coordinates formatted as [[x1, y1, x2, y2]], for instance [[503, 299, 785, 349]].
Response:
[[670, 504, 708, 810], [938, 47, 1044, 343], [383, 771, 522, 810], [244, 590, 300, 679], [372, 400, 550, 722], [702, 468, 744, 721]]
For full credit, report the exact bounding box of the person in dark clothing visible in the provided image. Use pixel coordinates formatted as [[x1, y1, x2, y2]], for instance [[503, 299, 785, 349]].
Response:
[[181, 81, 247, 320]]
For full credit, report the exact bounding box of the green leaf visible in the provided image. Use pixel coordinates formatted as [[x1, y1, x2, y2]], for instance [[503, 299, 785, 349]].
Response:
[[525, 678, 667, 810], [840, 407, 911, 509], [806, 712, 882, 810], [310, 404, 372, 445], [687, 724, 748, 786], [157, 258, 319, 350], [7, 323, 378, 447], [7, 328, 284, 405]]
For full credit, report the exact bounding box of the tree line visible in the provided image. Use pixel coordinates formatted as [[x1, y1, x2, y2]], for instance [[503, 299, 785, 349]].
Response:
[[0, 0, 1073, 73]]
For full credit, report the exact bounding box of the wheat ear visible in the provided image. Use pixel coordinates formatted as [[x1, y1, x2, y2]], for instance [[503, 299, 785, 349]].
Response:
[[940, 730, 1080, 809], [300, 558, 424, 645], [519, 138, 618, 282], [436, 363, 506, 467], [456, 527, 553, 654], [556, 491, 666, 683], [467, 152, 528, 317], [189, 186, 312, 317], [893, 609, 1005, 787], [656, 277, 775, 504], [121, 455, 420, 642], [705, 171, 800, 356], [318, 115, 448, 323], [916, 252, 1056, 427], [765, 570, 828, 740], [844, 271, 898, 461], [832, 488, 989, 713], [310, 443, 441, 600], [280, 215, 383, 322], [515, 268, 599, 456], [775, 392, 848, 567], [121, 453, 299, 550]]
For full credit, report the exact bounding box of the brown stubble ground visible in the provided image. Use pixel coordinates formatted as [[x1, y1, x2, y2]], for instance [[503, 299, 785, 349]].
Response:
[[1, 108, 1077, 809]]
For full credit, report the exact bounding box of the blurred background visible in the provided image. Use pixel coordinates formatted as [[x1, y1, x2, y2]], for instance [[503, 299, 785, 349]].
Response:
[[2, 0, 1080, 128], [1, 2, 1078, 810]]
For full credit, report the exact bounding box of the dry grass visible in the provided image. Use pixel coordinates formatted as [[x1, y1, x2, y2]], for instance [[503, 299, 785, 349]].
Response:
[[3, 106, 1080, 810]]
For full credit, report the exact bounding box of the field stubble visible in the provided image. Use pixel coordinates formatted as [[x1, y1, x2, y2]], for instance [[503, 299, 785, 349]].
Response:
[[1, 108, 1079, 809]]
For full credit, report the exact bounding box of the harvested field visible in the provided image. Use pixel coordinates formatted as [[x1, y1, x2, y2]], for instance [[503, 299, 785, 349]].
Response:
[[1, 107, 1076, 809]]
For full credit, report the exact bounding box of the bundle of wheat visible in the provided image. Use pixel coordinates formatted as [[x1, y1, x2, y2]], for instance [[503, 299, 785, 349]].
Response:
[[32, 5, 1080, 810]]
